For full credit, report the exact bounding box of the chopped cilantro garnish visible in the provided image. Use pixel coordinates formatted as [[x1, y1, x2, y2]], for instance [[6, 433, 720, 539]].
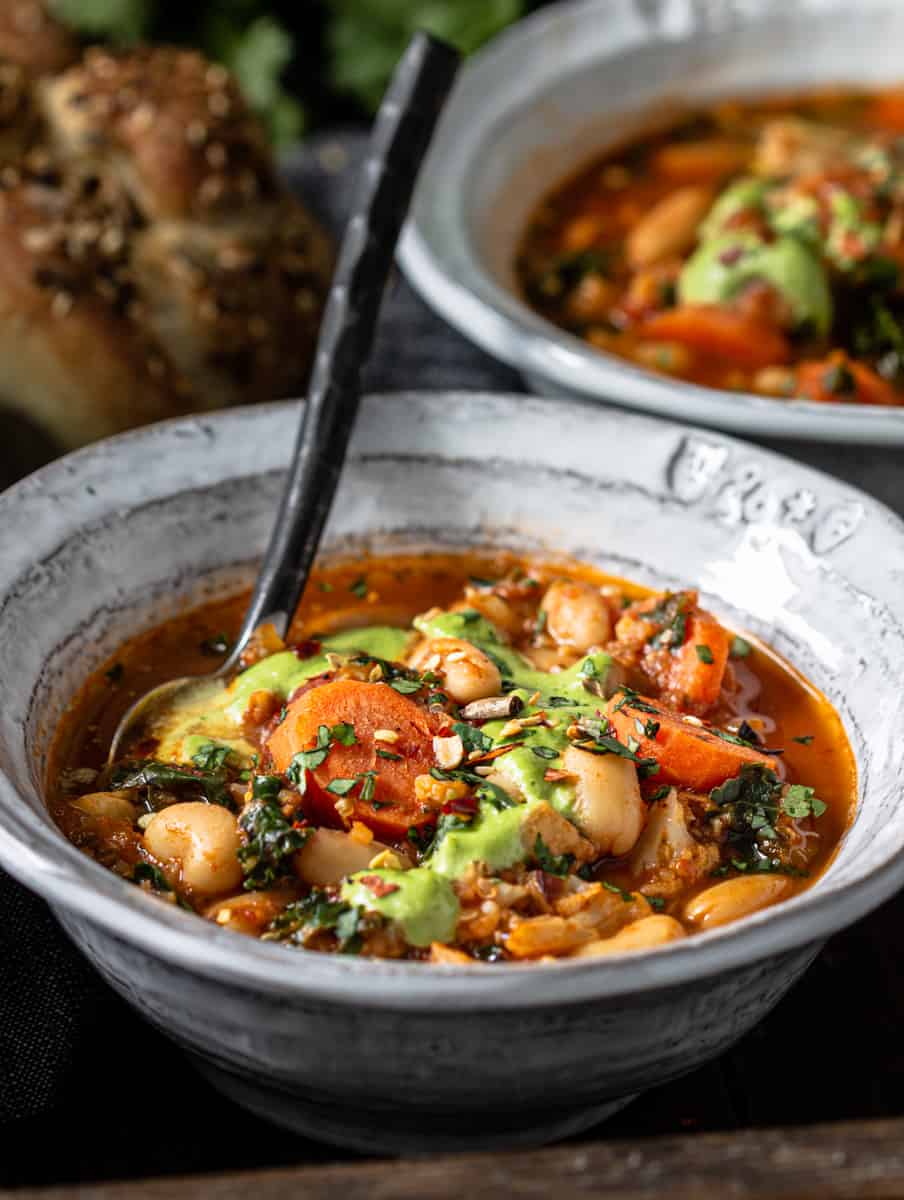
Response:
[[452, 722, 492, 755], [782, 784, 827, 820], [729, 635, 751, 659], [532, 834, 573, 877], [132, 863, 171, 892], [325, 777, 359, 796], [349, 577, 368, 599], [389, 677, 422, 694], [695, 644, 714, 664], [602, 880, 633, 903], [191, 742, 233, 772], [530, 745, 559, 760], [793, 734, 815, 745]]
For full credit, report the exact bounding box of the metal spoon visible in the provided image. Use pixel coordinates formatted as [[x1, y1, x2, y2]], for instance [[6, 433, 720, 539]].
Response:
[[108, 32, 460, 764]]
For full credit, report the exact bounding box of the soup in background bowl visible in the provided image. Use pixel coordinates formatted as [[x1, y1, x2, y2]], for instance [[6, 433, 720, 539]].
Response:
[[518, 87, 904, 405], [400, 0, 904, 441], [0, 393, 901, 1151]]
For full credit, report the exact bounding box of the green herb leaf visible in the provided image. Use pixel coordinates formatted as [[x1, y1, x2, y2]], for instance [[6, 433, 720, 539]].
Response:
[[132, 862, 171, 892], [238, 787, 309, 889], [532, 834, 573, 877], [190, 741, 233, 772], [349, 576, 368, 599], [530, 745, 559, 761], [111, 759, 234, 809], [695, 644, 714, 664], [325, 777, 359, 796], [729, 635, 752, 658], [782, 784, 827, 820], [452, 722, 492, 755], [602, 880, 634, 903]]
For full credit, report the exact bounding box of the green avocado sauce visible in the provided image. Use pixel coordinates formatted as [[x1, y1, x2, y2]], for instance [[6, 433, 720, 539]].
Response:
[[151, 626, 411, 765], [680, 231, 833, 335], [224, 625, 412, 722], [428, 799, 537, 879], [341, 868, 459, 946], [153, 606, 617, 940]]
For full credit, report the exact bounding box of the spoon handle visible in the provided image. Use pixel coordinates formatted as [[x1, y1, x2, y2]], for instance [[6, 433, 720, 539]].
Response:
[[230, 32, 460, 658]]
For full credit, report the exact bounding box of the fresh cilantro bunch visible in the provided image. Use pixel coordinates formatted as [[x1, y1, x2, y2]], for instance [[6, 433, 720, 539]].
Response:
[[325, 0, 526, 111], [48, 0, 305, 144]]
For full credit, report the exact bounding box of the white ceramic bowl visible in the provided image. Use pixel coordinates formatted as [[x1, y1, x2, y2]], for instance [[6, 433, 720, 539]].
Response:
[[399, 0, 904, 444], [0, 392, 903, 1153]]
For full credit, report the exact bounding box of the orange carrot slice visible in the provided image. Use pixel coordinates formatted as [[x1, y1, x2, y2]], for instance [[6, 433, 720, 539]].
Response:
[[267, 679, 444, 840], [795, 357, 901, 407], [607, 691, 773, 792], [638, 306, 791, 369]]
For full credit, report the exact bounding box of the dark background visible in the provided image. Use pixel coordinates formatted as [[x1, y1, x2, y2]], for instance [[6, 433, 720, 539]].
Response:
[[49, 0, 544, 144]]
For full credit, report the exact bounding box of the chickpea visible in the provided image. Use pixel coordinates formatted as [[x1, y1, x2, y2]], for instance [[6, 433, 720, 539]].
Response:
[[572, 915, 686, 957], [683, 875, 791, 930], [295, 828, 409, 887], [407, 636, 502, 705], [540, 580, 612, 652], [143, 802, 243, 896], [454, 591, 520, 638], [562, 745, 645, 856]]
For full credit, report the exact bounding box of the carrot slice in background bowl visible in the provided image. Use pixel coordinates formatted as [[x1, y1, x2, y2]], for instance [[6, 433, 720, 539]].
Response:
[[638, 306, 792, 369]]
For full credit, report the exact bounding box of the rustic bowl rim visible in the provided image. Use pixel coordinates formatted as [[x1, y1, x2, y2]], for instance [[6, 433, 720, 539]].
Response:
[[0, 392, 902, 1011]]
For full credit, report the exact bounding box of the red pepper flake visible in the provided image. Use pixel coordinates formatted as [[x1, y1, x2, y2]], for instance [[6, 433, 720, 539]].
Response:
[[358, 874, 401, 898], [290, 639, 322, 660], [718, 245, 745, 266], [442, 793, 479, 817]]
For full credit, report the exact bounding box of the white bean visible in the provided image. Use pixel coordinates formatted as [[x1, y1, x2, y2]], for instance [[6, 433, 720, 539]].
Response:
[[540, 580, 612, 651], [295, 828, 407, 886], [408, 636, 502, 704], [626, 185, 713, 268], [70, 790, 137, 823], [454, 592, 520, 638], [204, 890, 289, 936], [143, 802, 243, 896], [572, 914, 686, 957], [683, 875, 791, 930], [562, 744, 645, 856]]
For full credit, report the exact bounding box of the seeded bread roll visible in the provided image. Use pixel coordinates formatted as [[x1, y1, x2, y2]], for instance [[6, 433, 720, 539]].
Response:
[[40, 46, 278, 223], [0, 167, 195, 445], [0, 36, 332, 448], [0, 2, 77, 77]]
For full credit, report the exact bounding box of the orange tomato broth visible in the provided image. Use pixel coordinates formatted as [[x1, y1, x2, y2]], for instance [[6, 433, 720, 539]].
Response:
[[50, 551, 856, 907]]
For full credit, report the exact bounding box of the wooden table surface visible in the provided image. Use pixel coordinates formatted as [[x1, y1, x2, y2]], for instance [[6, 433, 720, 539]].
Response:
[[3, 363, 904, 1196]]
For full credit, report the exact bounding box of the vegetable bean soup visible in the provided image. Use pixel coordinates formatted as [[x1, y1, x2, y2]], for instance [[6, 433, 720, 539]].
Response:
[[518, 88, 904, 405], [51, 554, 855, 963]]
